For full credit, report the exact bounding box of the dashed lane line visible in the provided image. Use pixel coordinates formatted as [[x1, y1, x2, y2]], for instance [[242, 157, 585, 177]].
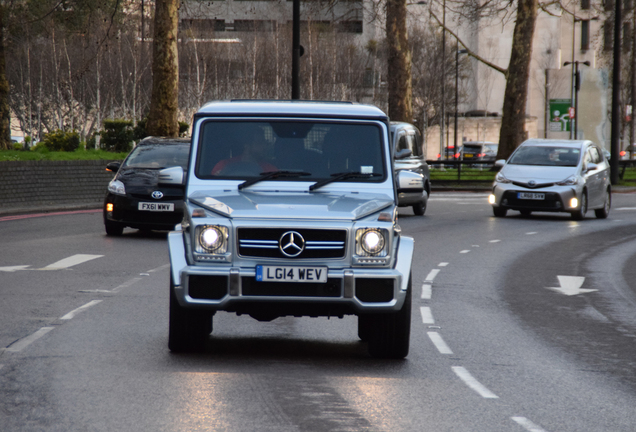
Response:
[[421, 283, 432, 300], [452, 366, 499, 399], [60, 300, 102, 320], [428, 332, 453, 354], [40, 254, 103, 270], [420, 307, 435, 324], [511, 416, 549, 432], [4, 327, 54, 353]]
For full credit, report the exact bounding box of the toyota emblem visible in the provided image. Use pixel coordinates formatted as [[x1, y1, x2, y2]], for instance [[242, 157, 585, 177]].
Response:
[[279, 231, 305, 257], [151, 191, 164, 199], [528, 180, 536, 187]]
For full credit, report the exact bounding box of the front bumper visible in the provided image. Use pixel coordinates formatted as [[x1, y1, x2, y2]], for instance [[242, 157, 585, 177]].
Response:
[[490, 184, 579, 213], [104, 193, 184, 230], [168, 230, 414, 316]]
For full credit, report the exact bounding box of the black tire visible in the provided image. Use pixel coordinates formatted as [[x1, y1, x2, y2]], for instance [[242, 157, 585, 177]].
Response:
[[595, 188, 611, 219], [365, 274, 412, 359], [104, 220, 124, 236], [358, 315, 371, 342], [168, 278, 212, 353], [493, 207, 507, 217], [412, 201, 425, 216], [571, 191, 588, 220]]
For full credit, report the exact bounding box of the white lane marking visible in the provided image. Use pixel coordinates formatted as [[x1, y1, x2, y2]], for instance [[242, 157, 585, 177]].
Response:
[[616, 207, 636, 210], [424, 269, 440, 282], [421, 283, 432, 299], [547, 275, 597, 296], [428, 332, 453, 354], [511, 416, 549, 432], [489, 239, 501, 243], [452, 366, 499, 399], [438, 262, 448, 267], [526, 232, 537, 235], [60, 300, 102, 320], [40, 254, 103, 270], [0, 265, 32, 272], [6, 327, 54, 352], [460, 250, 470, 254], [146, 263, 170, 273], [79, 277, 142, 294], [420, 307, 435, 324]]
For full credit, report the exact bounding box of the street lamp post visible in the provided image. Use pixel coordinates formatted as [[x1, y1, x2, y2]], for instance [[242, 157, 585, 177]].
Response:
[[563, 60, 590, 139], [455, 47, 467, 178], [440, 0, 446, 161]]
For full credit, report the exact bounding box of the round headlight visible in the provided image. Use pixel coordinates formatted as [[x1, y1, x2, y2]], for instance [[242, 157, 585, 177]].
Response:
[[199, 226, 224, 252], [361, 230, 385, 255]]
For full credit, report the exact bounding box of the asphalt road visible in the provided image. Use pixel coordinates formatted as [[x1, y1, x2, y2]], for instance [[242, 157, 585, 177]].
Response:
[[1, 195, 635, 431]]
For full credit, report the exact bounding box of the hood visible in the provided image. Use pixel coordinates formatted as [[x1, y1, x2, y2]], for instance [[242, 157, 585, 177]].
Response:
[[502, 164, 578, 183], [188, 190, 394, 220], [117, 168, 184, 198]]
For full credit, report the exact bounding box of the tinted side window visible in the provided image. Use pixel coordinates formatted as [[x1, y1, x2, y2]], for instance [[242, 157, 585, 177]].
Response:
[[407, 133, 422, 157], [413, 129, 424, 157], [397, 134, 409, 152]]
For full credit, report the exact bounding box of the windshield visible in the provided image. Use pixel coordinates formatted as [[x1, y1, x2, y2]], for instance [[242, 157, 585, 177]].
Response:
[[123, 143, 190, 169], [195, 120, 386, 181], [508, 146, 580, 167]]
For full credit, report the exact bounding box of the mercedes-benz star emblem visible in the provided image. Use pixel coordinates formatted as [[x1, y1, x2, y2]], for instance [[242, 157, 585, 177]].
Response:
[[151, 191, 164, 199], [279, 231, 305, 257]]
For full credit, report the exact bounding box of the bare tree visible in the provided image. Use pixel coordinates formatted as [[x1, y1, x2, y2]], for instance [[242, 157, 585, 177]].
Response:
[[147, 0, 179, 136], [386, 0, 412, 122], [498, 0, 538, 158]]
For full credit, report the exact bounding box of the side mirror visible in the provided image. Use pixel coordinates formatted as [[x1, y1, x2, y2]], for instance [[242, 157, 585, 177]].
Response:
[[106, 162, 121, 173], [395, 149, 413, 160], [494, 159, 506, 168], [396, 170, 424, 192], [158, 166, 185, 185], [585, 163, 598, 173]]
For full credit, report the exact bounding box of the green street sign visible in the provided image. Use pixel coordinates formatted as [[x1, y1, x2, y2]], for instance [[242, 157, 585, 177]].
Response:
[[549, 99, 572, 132]]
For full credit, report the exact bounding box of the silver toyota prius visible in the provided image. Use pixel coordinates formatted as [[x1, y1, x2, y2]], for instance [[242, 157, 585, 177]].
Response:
[[489, 139, 611, 220]]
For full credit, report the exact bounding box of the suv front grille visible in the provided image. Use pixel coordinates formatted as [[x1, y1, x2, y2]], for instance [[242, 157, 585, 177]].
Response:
[[238, 228, 346, 259]]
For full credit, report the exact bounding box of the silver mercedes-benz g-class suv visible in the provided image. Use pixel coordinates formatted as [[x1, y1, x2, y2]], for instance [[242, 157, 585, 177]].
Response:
[[162, 100, 415, 358]]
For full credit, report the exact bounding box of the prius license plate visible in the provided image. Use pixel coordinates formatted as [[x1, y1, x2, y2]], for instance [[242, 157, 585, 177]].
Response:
[[256, 265, 328, 283], [518, 192, 545, 200], [138, 202, 175, 211]]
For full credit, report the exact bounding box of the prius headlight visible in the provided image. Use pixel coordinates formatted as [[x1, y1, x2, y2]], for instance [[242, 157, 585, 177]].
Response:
[[495, 172, 512, 184], [195, 225, 228, 254], [556, 175, 578, 186], [108, 179, 126, 196], [356, 228, 388, 257]]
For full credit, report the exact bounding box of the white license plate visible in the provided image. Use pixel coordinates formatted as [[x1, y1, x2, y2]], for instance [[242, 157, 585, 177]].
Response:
[[138, 202, 175, 211], [518, 192, 545, 200], [256, 265, 328, 283]]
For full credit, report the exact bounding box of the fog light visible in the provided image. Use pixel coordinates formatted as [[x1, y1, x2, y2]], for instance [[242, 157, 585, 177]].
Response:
[[106, 203, 114, 212], [570, 197, 579, 209], [488, 194, 496, 204]]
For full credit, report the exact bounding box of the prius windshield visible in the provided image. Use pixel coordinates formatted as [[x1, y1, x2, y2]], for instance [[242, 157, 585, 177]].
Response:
[[195, 120, 386, 181], [508, 146, 580, 167]]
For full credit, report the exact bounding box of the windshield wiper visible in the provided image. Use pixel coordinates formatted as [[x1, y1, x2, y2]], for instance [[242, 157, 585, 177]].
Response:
[[238, 170, 311, 190], [309, 171, 381, 192]]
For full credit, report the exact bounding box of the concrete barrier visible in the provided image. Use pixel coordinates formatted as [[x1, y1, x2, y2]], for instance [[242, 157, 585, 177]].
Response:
[[0, 160, 121, 216]]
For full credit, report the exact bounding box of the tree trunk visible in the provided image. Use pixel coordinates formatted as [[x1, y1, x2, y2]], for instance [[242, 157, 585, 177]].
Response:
[[147, 0, 179, 137], [0, 6, 10, 149], [497, 0, 538, 159], [386, 0, 412, 123]]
